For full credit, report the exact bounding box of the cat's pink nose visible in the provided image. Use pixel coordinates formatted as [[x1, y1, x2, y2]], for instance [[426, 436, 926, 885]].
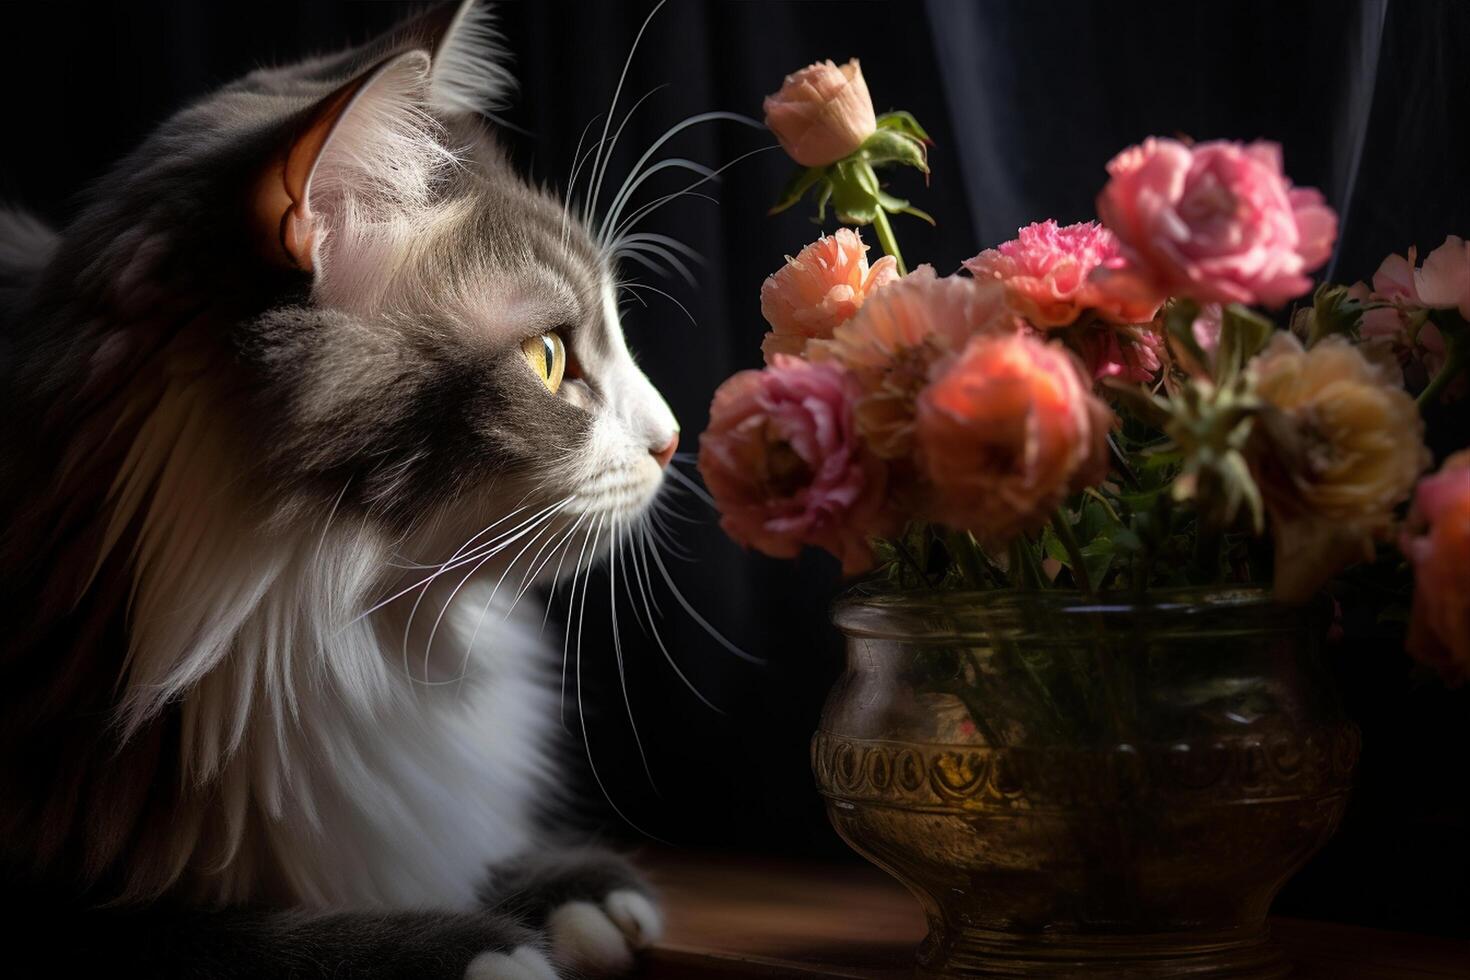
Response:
[[651, 433, 678, 469]]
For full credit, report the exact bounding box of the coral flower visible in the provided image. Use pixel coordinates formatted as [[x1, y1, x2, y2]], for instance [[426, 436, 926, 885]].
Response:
[[1249, 334, 1430, 601], [813, 268, 1015, 459], [963, 220, 1160, 327], [759, 228, 900, 362], [763, 59, 877, 168], [1096, 138, 1337, 308], [915, 332, 1113, 541], [698, 356, 888, 574], [1402, 451, 1470, 683]]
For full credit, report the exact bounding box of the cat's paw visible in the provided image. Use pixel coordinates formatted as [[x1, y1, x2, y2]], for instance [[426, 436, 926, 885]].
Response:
[[464, 945, 561, 980], [547, 890, 663, 977]]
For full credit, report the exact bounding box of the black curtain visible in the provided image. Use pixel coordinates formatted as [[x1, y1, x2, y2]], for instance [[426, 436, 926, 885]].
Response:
[[4, 0, 1467, 937]]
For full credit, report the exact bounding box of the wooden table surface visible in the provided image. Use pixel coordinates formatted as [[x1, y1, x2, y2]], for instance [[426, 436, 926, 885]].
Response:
[[636, 850, 1469, 979]]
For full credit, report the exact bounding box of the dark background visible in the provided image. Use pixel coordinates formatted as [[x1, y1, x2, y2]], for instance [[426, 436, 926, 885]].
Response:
[[4, 0, 1468, 938]]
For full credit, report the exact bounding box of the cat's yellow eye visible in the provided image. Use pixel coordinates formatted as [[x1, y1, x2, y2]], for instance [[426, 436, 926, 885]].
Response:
[[520, 332, 567, 394]]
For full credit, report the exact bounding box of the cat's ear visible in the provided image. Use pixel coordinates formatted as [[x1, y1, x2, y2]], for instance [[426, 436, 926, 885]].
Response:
[[252, 50, 442, 272], [423, 0, 516, 119]]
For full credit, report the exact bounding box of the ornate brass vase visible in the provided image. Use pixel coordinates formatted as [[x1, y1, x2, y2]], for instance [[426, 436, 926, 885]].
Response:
[[813, 589, 1358, 978]]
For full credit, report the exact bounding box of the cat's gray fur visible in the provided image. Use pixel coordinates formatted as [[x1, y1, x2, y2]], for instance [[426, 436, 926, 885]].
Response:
[[0, 3, 677, 977]]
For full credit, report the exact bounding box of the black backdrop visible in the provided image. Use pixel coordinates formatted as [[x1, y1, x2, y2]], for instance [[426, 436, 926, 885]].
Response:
[[4, 0, 1468, 938]]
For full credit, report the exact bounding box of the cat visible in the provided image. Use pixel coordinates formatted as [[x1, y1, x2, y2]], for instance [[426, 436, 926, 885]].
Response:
[[0, 2, 683, 977]]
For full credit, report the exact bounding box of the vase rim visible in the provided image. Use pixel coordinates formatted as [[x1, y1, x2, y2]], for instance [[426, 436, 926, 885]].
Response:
[[832, 586, 1321, 640]]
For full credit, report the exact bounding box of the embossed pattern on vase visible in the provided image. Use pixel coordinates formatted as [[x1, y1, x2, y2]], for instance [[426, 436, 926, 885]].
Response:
[[816, 590, 1358, 979]]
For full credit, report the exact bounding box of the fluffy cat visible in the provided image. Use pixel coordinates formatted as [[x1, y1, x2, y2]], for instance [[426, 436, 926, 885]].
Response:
[[0, 3, 681, 977]]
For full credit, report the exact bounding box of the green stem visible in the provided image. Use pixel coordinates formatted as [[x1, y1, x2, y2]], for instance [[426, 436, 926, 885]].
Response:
[[869, 207, 907, 276], [1009, 537, 1047, 591], [892, 535, 933, 589], [1418, 329, 1468, 408], [1050, 510, 1094, 597]]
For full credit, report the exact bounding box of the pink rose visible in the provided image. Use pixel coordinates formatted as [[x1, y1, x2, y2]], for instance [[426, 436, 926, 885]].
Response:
[[1095, 138, 1338, 308], [698, 356, 888, 574], [1402, 451, 1470, 683], [763, 59, 877, 168], [1414, 234, 1470, 319], [760, 228, 900, 362], [1351, 247, 1454, 392], [916, 332, 1113, 541], [963, 220, 1161, 327]]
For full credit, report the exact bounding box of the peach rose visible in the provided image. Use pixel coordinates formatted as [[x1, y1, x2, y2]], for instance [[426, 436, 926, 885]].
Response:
[[763, 59, 877, 168], [1249, 334, 1430, 601], [1414, 234, 1470, 319], [760, 228, 900, 362], [963, 220, 1160, 327], [813, 268, 1015, 459], [915, 332, 1113, 541], [697, 355, 888, 574], [1402, 451, 1470, 683], [1096, 138, 1338, 308]]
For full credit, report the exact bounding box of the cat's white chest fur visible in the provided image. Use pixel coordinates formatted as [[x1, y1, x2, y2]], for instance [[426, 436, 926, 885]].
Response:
[[202, 571, 558, 909]]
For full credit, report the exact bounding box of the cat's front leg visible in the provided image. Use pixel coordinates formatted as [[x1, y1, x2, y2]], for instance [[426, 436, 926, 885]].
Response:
[[478, 846, 663, 977]]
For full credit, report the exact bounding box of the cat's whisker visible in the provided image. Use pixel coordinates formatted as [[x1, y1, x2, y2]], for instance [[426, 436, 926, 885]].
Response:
[[574, 514, 672, 844], [631, 517, 724, 714], [663, 462, 717, 510], [560, 512, 601, 727], [645, 538, 762, 664], [541, 510, 590, 637], [617, 280, 697, 327], [601, 157, 717, 246], [401, 494, 565, 584], [612, 240, 698, 288], [583, 0, 667, 233], [574, 83, 669, 233], [508, 510, 583, 616], [617, 231, 704, 266], [449, 508, 567, 690], [608, 516, 659, 793], [562, 112, 605, 245], [425, 500, 569, 685], [604, 142, 772, 249], [402, 498, 571, 683], [631, 518, 665, 619], [613, 514, 650, 635]]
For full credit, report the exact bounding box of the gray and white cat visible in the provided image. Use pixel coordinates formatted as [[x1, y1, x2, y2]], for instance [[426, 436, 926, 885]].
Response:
[[0, 3, 683, 977]]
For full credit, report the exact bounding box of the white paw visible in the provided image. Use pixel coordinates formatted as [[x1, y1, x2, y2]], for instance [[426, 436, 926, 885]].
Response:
[[465, 945, 560, 980], [547, 891, 663, 976], [604, 889, 664, 948]]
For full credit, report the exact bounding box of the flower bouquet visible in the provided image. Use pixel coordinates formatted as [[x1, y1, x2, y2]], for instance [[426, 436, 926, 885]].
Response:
[[696, 59, 1470, 978]]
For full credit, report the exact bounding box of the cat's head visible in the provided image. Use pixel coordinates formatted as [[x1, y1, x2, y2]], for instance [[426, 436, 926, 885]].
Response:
[[10, 2, 685, 703], [234, 3, 680, 541]]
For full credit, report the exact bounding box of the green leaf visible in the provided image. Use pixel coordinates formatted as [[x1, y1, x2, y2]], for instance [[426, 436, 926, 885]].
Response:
[[876, 190, 935, 225], [829, 160, 880, 224], [813, 181, 832, 223], [1163, 298, 1207, 370], [1079, 534, 1118, 588], [1305, 283, 1366, 347], [875, 110, 932, 142], [768, 165, 827, 216], [859, 128, 929, 172], [1101, 378, 1170, 426], [1214, 303, 1275, 385]]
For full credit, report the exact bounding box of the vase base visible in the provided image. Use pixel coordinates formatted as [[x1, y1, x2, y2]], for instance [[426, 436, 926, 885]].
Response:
[[916, 926, 1291, 979]]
